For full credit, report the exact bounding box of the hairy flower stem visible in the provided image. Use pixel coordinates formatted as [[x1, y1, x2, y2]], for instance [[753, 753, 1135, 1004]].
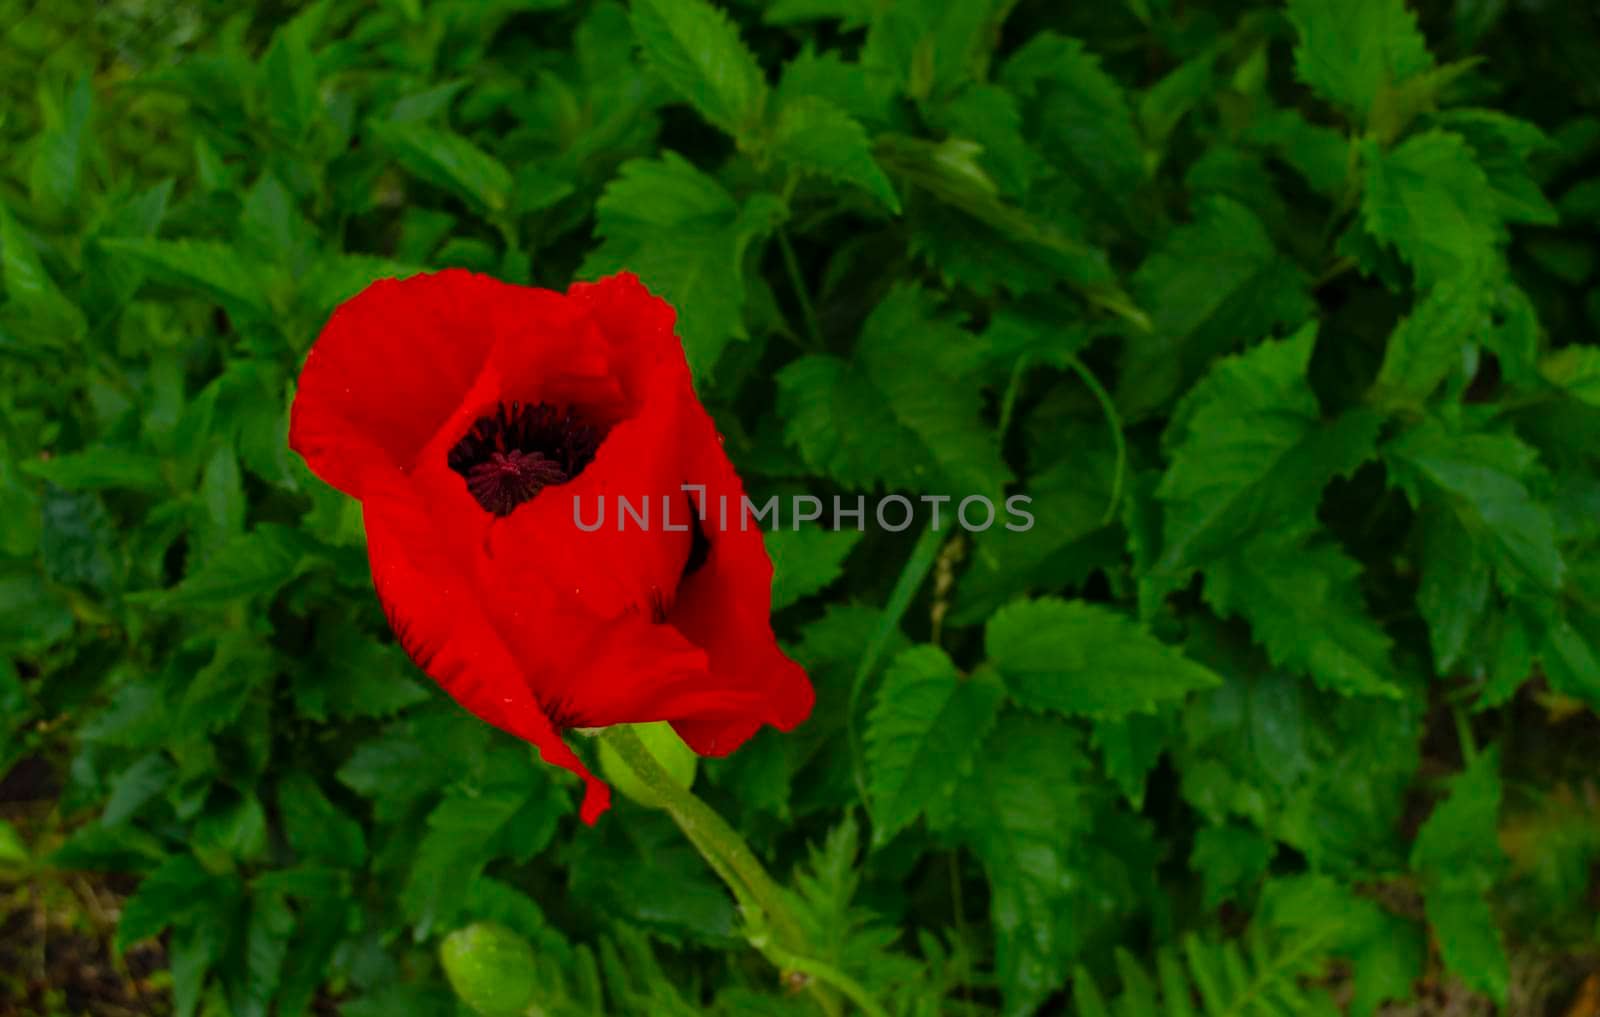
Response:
[[596, 725, 844, 1014]]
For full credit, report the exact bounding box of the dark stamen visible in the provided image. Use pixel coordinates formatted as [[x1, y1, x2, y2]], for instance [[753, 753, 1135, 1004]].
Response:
[[449, 401, 600, 515]]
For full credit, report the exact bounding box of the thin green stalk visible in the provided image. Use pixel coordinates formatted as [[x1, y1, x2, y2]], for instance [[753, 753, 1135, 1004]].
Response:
[[1063, 353, 1127, 525], [596, 726, 855, 1015], [777, 227, 824, 350], [597, 726, 805, 950]]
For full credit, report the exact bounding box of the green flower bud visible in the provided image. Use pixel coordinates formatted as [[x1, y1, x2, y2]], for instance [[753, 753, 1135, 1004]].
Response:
[[439, 922, 540, 1017], [596, 722, 698, 808]]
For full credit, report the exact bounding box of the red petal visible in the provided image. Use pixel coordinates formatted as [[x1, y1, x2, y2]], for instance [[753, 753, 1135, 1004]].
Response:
[[290, 270, 519, 498], [566, 273, 691, 402], [361, 467, 611, 824], [664, 401, 815, 756]]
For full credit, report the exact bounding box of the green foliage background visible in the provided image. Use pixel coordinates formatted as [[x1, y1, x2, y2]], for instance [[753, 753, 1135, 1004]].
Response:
[[3, 0, 1600, 1014]]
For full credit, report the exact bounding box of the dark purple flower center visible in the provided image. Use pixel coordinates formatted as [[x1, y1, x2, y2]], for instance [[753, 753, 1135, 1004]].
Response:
[[448, 401, 600, 516]]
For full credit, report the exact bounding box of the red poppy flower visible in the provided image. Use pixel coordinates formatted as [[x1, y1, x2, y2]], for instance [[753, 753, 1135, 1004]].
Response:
[[289, 270, 814, 823]]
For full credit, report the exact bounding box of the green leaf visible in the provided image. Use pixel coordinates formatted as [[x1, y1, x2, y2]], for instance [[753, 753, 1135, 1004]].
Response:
[[1385, 417, 1565, 594], [1190, 823, 1274, 909], [1002, 33, 1147, 227], [765, 526, 863, 611], [583, 153, 783, 377], [0, 573, 74, 654], [313, 626, 431, 721], [777, 284, 1012, 498], [28, 75, 93, 217], [1361, 131, 1502, 291], [101, 753, 176, 827], [1203, 537, 1401, 698], [98, 238, 272, 316], [770, 96, 900, 212], [1373, 259, 1495, 408], [865, 646, 1004, 842], [631, 0, 768, 140], [1410, 748, 1509, 1003], [1435, 109, 1559, 226], [371, 121, 514, 216], [951, 713, 1093, 1015], [142, 524, 320, 608], [1157, 325, 1379, 573], [278, 772, 366, 868], [1244, 108, 1352, 198], [0, 202, 87, 342], [1539, 345, 1600, 407], [1415, 503, 1491, 674], [1120, 197, 1313, 418], [403, 786, 535, 939], [117, 853, 240, 952], [261, 17, 320, 142], [986, 597, 1221, 718], [21, 447, 166, 492], [1286, 0, 1434, 121], [181, 635, 276, 734]]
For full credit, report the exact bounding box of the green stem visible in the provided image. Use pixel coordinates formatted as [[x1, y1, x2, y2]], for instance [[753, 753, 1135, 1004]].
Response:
[[598, 726, 804, 948], [777, 227, 824, 350], [1063, 353, 1127, 526], [597, 727, 858, 1014]]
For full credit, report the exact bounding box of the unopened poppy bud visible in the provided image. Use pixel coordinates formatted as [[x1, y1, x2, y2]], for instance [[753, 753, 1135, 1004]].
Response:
[[596, 722, 698, 808], [440, 922, 541, 1017]]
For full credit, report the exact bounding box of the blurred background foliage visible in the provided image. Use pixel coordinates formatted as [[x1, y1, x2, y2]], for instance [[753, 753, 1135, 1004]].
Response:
[[2, 0, 1600, 1015]]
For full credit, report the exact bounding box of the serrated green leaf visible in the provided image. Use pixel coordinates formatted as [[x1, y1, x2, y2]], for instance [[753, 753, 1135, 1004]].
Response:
[[1415, 502, 1491, 674], [771, 96, 899, 212], [371, 121, 514, 216], [583, 153, 782, 377], [28, 75, 93, 217], [765, 526, 863, 611], [278, 772, 366, 868], [1157, 325, 1379, 573], [951, 713, 1093, 1015], [865, 646, 1004, 842], [1286, 0, 1434, 121], [1374, 259, 1495, 408], [261, 17, 320, 142], [1120, 197, 1313, 418], [631, 0, 767, 140], [1410, 748, 1509, 1003], [1435, 109, 1559, 226], [1002, 33, 1146, 226], [142, 524, 321, 608], [403, 786, 534, 939], [986, 597, 1220, 718], [1204, 538, 1401, 697], [1361, 131, 1502, 291], [98, 238, 272, 316], [0, 202, 87, 342], [1385, 417, 1565, 594], [778, 284, 1012, 498]]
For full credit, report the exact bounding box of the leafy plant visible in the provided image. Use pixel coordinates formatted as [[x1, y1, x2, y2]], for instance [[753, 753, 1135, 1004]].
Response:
[[3, 0, 1600, 1015]]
